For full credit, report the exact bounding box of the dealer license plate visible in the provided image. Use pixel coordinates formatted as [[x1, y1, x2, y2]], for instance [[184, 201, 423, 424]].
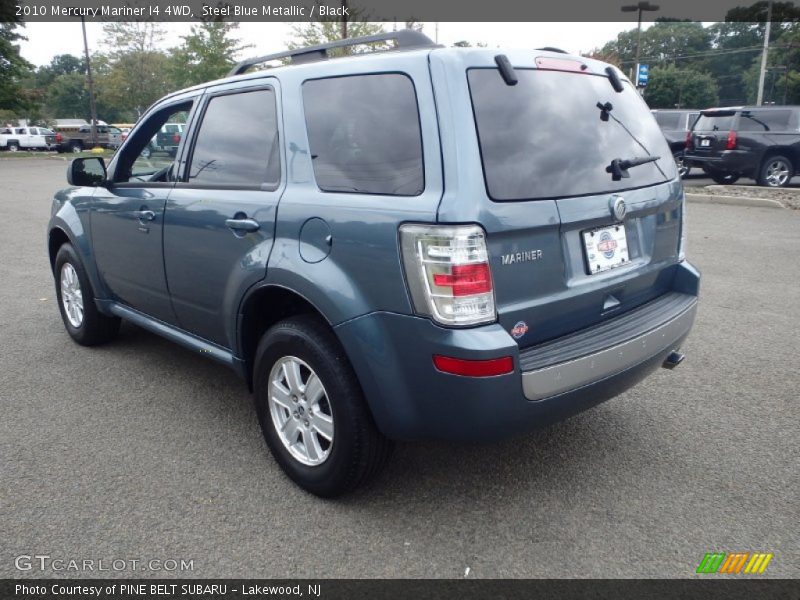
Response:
[[583, 224, 629, 274]]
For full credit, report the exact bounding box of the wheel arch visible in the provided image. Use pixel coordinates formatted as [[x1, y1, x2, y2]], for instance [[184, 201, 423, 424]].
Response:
[[760, 146, 798, 172], [237, 284, 336, 390]]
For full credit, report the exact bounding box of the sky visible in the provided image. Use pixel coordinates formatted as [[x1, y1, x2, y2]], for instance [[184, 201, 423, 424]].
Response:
[[17, 21, 649, 66]]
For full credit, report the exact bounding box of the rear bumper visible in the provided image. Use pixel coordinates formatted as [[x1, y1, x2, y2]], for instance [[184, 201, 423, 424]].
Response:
[[684, 150, 754, 174], [335, 261, 700, 442]]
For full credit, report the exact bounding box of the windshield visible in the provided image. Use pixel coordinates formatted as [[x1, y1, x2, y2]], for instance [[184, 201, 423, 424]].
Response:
[[694, 113, 735, 132], [468, 68, 674, 201]]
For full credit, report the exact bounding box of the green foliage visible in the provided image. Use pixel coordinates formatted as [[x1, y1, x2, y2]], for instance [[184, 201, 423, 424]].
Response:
[[169, 22, 251, 88], [0, 21, 35, 113], [644, 64, 719, 108], [287, 21, 386, 57]]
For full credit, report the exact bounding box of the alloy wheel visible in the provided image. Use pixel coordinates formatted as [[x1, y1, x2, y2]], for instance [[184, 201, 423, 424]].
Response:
[[60, 263, 84, 328], [268, 356, 334, 466]]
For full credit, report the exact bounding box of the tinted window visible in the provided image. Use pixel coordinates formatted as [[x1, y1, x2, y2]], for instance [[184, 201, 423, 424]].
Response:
[[738, 110, 792, 132], [188, 89, 280, 187], [654, 112, 681, 129], [468, 68, 674, 201], [687, 113, 700, 128], [694, 113, 734, 132], [302, 74, 424, 196]]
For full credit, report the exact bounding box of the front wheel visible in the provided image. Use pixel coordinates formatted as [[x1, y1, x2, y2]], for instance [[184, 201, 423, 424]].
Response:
[[8, 142, 19, 152], [758, 155, 793, 187], [253, 315, 392, 497], [54, 243, 120, 346]]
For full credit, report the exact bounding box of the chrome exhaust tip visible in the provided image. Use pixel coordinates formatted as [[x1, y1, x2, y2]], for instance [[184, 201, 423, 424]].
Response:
[[662, 351, 685, 370]]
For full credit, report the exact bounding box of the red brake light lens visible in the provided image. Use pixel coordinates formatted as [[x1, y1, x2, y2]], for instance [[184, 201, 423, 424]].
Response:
[[433, 355, 514, 377], [685, 131, 693, 150], [433, 263, 492, 297], [726, 130, 737, 150]]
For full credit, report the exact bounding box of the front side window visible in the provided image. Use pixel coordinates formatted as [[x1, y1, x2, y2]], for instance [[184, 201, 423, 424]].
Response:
[[115, 103, 192, 184], [187, 89, 280, 187], [302, 73, 424, 196]]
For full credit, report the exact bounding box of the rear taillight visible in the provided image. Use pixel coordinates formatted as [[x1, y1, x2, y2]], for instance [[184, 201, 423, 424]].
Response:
[[172, 133, 181, 144], [55, 133, 63, 143], [726, 130, 737, 150], [400, 224, 496, 326], [685, 131, 693, 150]]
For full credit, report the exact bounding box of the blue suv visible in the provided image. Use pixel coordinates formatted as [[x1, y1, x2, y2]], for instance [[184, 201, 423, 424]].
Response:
[[48, 31, 699, 496]]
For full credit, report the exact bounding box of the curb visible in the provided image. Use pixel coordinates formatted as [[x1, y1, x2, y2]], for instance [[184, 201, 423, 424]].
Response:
[[685, 193, 785, 209]]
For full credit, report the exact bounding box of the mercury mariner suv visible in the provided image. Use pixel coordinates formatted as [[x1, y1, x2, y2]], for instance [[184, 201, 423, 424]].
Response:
[[48, 30, 699, 497]]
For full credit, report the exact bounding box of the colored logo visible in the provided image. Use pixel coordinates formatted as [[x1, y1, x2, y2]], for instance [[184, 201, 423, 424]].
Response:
[[510, 321, 528, 339], [597, 231, 618, 258], [696, 552, 773, 574]]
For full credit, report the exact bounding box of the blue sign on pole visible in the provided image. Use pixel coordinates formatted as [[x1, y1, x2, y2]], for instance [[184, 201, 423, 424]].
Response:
[[637, 64, 649, 87]]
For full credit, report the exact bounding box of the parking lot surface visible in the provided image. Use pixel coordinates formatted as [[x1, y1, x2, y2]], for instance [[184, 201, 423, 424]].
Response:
[[1, 158, 797, 578]]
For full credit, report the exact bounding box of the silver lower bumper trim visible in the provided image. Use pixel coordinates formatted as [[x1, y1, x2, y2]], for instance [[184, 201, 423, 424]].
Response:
[[521, 300, 697, 401]]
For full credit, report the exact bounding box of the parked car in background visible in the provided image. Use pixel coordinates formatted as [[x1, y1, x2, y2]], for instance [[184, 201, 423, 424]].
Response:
[[48, 31, 698, 497], [0, 126, 57, 151], [652, 109, 700, 178], [53, 123, 117, 153], [685, 105, 800, 187]]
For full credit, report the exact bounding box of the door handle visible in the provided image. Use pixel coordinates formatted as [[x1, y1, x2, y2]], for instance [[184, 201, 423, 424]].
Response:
[[133, 210, 156, 222], [225, 218, 260, 233]]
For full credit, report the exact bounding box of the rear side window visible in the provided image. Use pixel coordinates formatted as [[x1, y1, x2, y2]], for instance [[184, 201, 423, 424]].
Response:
[[302, 74, 424, 196], [468, 68, 674, 201], [654, 112, 681, 129], [188, 89, 280, 187], [738, 110, 793, 132]]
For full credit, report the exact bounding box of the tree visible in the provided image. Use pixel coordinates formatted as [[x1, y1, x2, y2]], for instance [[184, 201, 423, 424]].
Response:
[[169, 22, 250, 88], [644, 64, 719, 108], [287, 20, 386, 57], [0, 16, 35, 113]]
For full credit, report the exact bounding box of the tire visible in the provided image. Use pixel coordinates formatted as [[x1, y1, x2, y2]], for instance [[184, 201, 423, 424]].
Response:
[[8, 142, 19, 153], [673, 151, 690, 178], [253, 315, 392, 497], [709, 171, 740, 185], [140, 146, 152, 159], [757, 155, 793, 187], [70, 142, 83, 153], [54, 243, 120, 346]]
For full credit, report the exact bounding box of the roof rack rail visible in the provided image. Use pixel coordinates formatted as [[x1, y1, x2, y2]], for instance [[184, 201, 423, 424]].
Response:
[[536, 47, 568, 54], [228, 29, 438, 77]]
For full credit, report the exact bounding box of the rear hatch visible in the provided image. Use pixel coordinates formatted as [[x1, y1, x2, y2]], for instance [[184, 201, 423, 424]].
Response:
[[689, 110, 738, 157], [433, 50, 683, 348]]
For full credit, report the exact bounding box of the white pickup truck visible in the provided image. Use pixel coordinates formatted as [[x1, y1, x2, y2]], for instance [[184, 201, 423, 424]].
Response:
[[0, 126, 58, 152]]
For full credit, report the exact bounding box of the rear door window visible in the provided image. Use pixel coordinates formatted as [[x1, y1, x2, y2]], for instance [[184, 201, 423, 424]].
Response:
[[302, 73, 424, 196], [187, 88, 280, 188], [468, 68, 674, 201]]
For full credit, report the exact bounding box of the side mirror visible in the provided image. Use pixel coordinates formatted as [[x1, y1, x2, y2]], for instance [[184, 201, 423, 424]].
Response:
[[67, 157, 107, 187]]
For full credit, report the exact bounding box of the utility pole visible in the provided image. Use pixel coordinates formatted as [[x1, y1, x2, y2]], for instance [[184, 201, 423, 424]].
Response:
[[340, 0, 347, 39], [80, 16, 99, 147], [756, 0, 773, 106], [621, 2, 660, 82]]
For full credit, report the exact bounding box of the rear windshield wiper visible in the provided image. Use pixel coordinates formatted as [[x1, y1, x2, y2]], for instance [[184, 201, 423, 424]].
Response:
[[606, 156, 661, 181]]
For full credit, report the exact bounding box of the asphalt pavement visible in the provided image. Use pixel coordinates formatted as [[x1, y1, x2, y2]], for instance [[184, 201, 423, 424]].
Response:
[[1, 158, 798, 578]]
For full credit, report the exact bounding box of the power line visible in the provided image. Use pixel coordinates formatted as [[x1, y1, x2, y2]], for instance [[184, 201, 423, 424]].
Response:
[[617, 44, 790, 65]]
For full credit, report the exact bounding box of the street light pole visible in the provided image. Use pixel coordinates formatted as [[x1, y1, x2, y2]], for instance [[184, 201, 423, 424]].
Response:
[[756, 0, 774, 106], [80, 15, 98, 147], [621, 2, 660, 83]]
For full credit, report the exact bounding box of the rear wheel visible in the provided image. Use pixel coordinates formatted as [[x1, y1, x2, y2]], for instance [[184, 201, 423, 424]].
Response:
[[673, 151, 690, 178], [757, 155, 793, 187], [708, 170, 740, 185], [8, 142, 19, 152], [54, 243, 120, 346], [253, 315, 392, 497], [70, 141, 83, 154]]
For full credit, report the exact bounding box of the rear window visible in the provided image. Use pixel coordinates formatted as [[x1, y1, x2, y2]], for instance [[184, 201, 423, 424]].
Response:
[[654, 112, 681, 130], [694, 113, 735, 132], [302, 73, 424, 196], [468, 68, 674, 201], [738, 110, 793, 132]]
